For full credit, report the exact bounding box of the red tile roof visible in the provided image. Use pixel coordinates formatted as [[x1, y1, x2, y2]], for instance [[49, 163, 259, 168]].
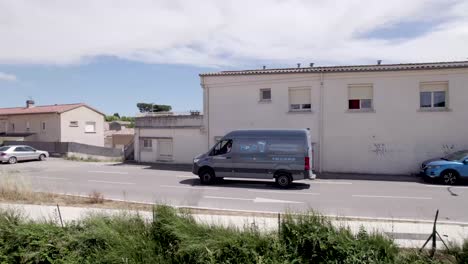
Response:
[[200, 60, 468, 76], [0, 103, 105, 116]]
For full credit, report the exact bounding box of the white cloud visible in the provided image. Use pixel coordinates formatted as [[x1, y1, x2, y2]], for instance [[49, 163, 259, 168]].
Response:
[[0, 0, 467, 67], [0, 72, 17, 81]]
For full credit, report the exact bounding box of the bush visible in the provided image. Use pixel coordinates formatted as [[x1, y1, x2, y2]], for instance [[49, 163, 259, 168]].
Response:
[[0, 207, 465, 263], [280, 213, 398, 263]]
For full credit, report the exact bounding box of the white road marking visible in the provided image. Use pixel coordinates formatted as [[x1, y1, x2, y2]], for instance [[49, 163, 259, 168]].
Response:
[[313, 180, 353, 185], [204, 195, 304, 204], [248, 190, 320, 195], [160, 185, 220, 190], [33, 176, 67, 180], [88, 171, 129, 175], [352, 194, 432, 200], [88, 180, 135, 185], [204, 196, 251, 201]]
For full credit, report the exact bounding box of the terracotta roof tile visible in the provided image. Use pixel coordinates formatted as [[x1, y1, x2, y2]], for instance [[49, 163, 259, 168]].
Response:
[[0, 103, 104, 116], [200, 61, 468, 76]]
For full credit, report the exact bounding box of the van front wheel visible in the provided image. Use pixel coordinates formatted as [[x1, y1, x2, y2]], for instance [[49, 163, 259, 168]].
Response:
[[276, 174, 291, 188], [199, 169, 215, 185]]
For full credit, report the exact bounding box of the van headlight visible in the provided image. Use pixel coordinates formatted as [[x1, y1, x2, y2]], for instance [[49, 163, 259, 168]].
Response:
[[193, 158, 200, 163], [427, 165, 441, 169]]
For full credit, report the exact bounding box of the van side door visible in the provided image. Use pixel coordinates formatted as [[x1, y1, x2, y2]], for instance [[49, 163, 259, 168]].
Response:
[[209, 139, 234, 178], [234, 138, 270, 179]]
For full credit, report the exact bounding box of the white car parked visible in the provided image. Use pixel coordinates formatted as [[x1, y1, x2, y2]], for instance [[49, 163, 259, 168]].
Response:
[[0, 145, 49, 164]]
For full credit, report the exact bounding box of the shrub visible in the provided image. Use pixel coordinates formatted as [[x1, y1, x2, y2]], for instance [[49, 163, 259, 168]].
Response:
[[0, 207, 464, 263], [280, 213, 398, 263]]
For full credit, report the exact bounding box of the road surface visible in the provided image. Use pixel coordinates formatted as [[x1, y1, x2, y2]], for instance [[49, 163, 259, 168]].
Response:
[[1, 159, 467, 222]]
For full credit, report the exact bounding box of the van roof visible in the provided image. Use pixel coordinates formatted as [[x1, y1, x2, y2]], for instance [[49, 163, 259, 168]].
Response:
[[224, 129, 309, 138]]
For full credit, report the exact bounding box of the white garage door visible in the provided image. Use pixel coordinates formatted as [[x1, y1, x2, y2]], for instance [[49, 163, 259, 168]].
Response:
[[157, 139, 173, 161]]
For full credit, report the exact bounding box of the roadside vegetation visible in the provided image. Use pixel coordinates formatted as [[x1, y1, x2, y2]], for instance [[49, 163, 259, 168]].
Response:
[[64, 155, 123, 163], [0, 205, 466, 264], [0, 173, 151, 211]]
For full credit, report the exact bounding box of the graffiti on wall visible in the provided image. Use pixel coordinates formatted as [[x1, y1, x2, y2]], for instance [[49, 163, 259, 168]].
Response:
[[442, 144, 455, 155], [371, 143, 387, 156]]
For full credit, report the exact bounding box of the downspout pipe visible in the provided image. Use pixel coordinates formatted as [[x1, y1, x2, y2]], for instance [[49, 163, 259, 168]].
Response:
[[200, 76, 210, 150], [319, 72, 324, 173]]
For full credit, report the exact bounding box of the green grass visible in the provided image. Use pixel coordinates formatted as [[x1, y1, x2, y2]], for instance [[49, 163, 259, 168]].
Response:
[[0, 206, 465, 264]]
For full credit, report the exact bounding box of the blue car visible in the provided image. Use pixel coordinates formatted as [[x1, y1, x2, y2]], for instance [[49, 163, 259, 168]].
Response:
[[420, 150, 468, 185]]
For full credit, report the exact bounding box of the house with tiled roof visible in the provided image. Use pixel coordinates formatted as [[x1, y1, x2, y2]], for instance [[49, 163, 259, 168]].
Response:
[[0, 100, 105, 146]]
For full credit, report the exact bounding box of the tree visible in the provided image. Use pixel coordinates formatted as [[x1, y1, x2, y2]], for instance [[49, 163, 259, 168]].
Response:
[[113, 113, 120, 118], [105, 115, 119, 122], [137, 103, 172, 113]]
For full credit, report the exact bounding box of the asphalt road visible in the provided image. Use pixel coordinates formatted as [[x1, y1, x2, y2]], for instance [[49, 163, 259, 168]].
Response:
[[1, 159, 468, 222]]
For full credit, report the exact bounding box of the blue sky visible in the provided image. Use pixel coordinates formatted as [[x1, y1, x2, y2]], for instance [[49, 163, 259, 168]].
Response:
[[1, 0, 467, 116], [0, 57, 211, 116]]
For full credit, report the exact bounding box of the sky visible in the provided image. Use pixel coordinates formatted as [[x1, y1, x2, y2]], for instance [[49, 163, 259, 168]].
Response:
[[1, 0, 468, 116]]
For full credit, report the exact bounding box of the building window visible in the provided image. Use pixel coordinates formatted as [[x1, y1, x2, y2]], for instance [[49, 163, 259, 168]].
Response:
[[348, 84, 373, 111], [26, 121, 30, 131], [259, 88, 271, 101], [420, 81, 448, 110], [143, 139, 152, 149], [85, 122, 96, 133], [42, 122, 46, 131], [289, 87, 311, 111], [70, 121, 79, 127], [11, 123, 15, 132]]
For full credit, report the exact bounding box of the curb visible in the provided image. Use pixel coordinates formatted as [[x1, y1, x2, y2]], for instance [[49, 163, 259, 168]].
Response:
[[43, 192, 468, 227]]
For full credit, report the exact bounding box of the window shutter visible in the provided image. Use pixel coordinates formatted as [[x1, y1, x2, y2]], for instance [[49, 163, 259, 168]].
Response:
[[289, 88, 311, 104], [349, 85, 373, 100], [420, 81, 448, 92], [85, 122, 96, 133]]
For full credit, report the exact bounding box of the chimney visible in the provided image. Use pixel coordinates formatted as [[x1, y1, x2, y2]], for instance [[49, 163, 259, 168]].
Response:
[[310, 63, 314, 67], [377, 60, 382, 65], [297, 63, 301, 68], [26, 100, 35, 108]]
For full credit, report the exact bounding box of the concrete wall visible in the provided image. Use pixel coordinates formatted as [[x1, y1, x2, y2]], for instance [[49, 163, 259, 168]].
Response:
[[0, 113, 61, 142], [136, 115, 204, 128], [135, 127, 206, 164], [112, 134, 133, 149], [60, 106, 105, 146], [321, 69, 468, 174], [202, 68, 468, 175], [204, 73, 321, 146]]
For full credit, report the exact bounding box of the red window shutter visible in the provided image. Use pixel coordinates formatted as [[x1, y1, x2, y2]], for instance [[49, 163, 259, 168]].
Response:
[[349, 100, 360, 109]]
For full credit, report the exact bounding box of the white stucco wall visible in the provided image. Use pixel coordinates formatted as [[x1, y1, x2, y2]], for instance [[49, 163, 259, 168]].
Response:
[[136, 128, 206, 164], [202, 68, 468, 175], [321, 69, 468, 174], [0, 113, 61, 142], [60, 106, 105, 147], [204, 74, 321, 145]]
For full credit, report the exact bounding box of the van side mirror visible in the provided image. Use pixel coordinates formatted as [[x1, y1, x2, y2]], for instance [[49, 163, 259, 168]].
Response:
[[464, 159, 468, 165]]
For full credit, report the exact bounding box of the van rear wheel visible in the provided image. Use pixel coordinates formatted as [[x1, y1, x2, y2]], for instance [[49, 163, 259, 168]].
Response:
[[276, 174, 292, 188], [199, 169, 215, 185]]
